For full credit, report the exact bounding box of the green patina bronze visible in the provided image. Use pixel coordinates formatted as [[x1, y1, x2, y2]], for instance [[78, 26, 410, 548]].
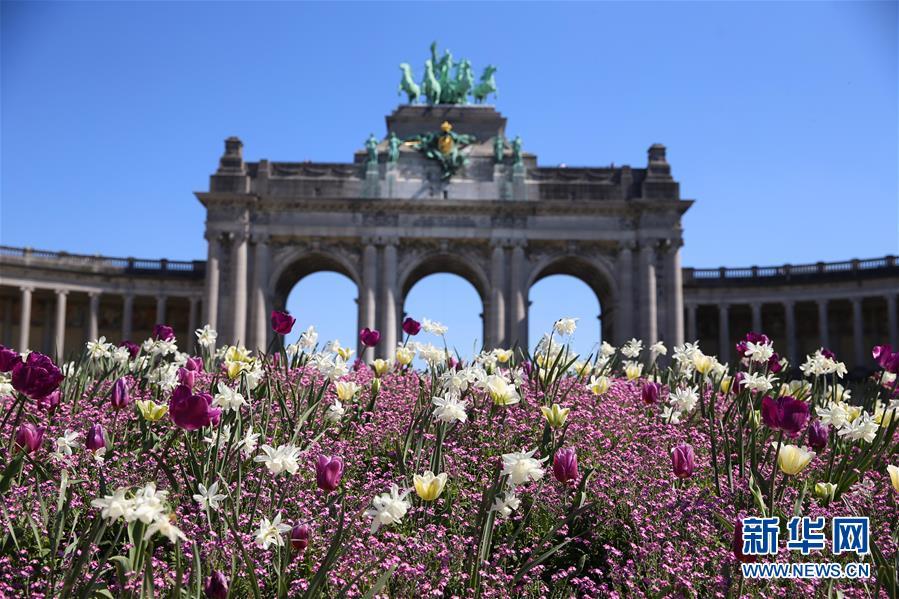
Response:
[[408, 121, 476, 180], [511, 135, 523, 167], [398, 42, 497, 105], [493, 134, 506, 163], [365, 133, 379, 166], [387, 132, 401, 164]]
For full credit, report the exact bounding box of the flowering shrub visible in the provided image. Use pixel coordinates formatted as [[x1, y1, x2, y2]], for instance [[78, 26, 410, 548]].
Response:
[[0, 316, 896, 597]]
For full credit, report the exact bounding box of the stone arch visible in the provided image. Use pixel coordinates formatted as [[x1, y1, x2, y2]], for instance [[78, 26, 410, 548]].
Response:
[[268, 246, 362, 312], [526, 253, 618, 344], [398, 249, 491, 347]]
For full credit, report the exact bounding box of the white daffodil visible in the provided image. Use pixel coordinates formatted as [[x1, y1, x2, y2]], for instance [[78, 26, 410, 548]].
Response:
[[238, 429, 260, 459], [193, 482, 227, 511], [255, 513, 291, 550], [432, 394, 468, 424], [213, 382, 247, 412], [195, 324, 217, 348], [421, 318, 448, 336], [298, 325, 318, 350], [144, 517, 187, 544], [491, 490, 521, 518], [91, 488, 132, 522], [650, 341, 667, 357], [501, 448, 547, 487], [86, 337, 113, 360], [553, 318, 578, 336], [365, 484, 412, 533], [621, 339, 644, 359], [326, 399, 346, 423], [744, 341, 774, 363], [54, 430, 80, 457], [837, 413, 879, 444], [254, 444, 301, 476]]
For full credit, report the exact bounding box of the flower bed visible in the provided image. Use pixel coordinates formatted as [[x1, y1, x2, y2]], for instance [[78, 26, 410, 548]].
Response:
[[0, 318, 896, 597]]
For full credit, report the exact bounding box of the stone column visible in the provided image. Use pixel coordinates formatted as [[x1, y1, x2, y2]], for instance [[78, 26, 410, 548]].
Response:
[[615, 242, 634, 344], [188, 296, 199, 353], [886, 294, 897, 348], [54, 289, 68, 358], [664, 240, 684, 346], [87, 292, 101, 341], [490, 242, 507, 348], [851, 297, 864, 368], [686, 302, 698, 342], [155, 294, 167, 325], [203, 232, 222, 330], [358, 241, 378, 361], [783, 300, 797, 364], [750, 302, 762, 333], [508, 241, 528, 350], [379, 240, 398, 359], [250, 234, 271, 351], [18, 286, 33, 350], [718, 303, 730, 363], [2, 298, 12, 346], [122, 293, 134, 341], [231, 231, 249, 345], [816, 299, 829, 349], [638, 242, 657, 345]]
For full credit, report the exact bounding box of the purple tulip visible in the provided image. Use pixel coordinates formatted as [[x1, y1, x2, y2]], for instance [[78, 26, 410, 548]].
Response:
[[670, 443, 695, 479], [110, 378, 131, 410], [807, 420, 830, 450], [402, 317, 421, 336], [290, 523, 311, 551], [271, 310, 296, 335], [767, 352, 783, 373], [153, 324, 175, 341], [873, 344, 899, 373], [641, 382, 661, 405], [203, 571, 229, 599], [169, 385, 221, 431], [14, 423, 44, 454], [552, 447, 579, 485], [359, 328, 381, 348], [184, 356, 204, 373], [821, 348, 836, 360], [0, 345, 20, 372], [11, 352, 64, 400], [761, 395, 809, 437], [520, 360, 533, 378], [85, 424, 105, 452], [178, 367, 197, 389], [731, 372, 746, 394], [315, 455, 344, 492], [119, 340, 140, 359], [38, 390, 60, 413]]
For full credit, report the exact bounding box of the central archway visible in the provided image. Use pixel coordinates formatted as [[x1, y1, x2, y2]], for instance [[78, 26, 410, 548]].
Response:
[[269, 248, 362, 352], [398, 251, 489, 359], [527, 254, 617, 355]]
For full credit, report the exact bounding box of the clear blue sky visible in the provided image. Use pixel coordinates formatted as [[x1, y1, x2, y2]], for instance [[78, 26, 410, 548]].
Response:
[[2, 2, 896, 356]]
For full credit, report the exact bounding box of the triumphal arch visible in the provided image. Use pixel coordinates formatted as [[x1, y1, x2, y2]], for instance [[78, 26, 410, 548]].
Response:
[[197, 45, 691, 359]]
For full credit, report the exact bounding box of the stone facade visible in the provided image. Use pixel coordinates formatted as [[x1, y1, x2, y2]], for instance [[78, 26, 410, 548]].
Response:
[[0, 104, 896, 372], [198, 106, 689, 360]]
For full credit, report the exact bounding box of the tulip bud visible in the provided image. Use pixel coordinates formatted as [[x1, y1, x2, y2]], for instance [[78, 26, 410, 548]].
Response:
[[290, 523, 312, 551], [552, 447, 579, 485], [203, 571, 229, 599], [807, 420, 829, 450], [413, 471, 448, 501], [371, 378, 381, 395], [178, 367, 197, 389], [670, 443, 695, 479], [38, 390, 61, 414], [85, 424, 105, 452], [359, 328, 381, 348], [641, 382, 661, 405], [315, 455, 344, 492], [271, 310, 296, 335], [14, 423, 44, 453], [749, 409, 761, 429], [887, 465, 898, 493], [110, 378, 130, 410], [153, 324, 175, 341], [814, 481, 837, 501], [540, 403, 570, 428], [402, 317, 421, 336]]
